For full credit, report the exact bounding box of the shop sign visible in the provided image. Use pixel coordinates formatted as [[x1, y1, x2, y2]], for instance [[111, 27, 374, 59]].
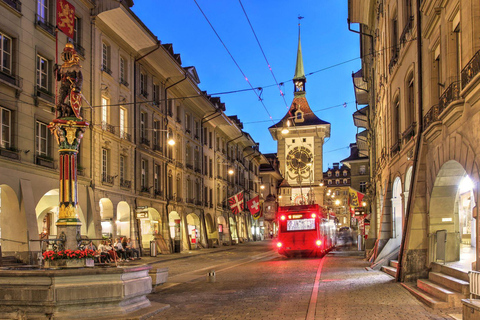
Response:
[[136, 212, 148, 219]]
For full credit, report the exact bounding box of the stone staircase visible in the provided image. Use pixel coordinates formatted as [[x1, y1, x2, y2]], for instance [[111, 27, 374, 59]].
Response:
[[401, 263, 469, 309], [0, 256, 26, 267], [381, 259, 398, 278]]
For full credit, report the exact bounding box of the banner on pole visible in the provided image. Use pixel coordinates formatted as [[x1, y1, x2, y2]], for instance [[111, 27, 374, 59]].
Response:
[[228, 191, 244, 215], [247, 195, 261, 219], [57, 0, 75, 39]]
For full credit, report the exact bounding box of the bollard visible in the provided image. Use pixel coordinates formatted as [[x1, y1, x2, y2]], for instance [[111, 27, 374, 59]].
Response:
[[207, 270, 216, 283]]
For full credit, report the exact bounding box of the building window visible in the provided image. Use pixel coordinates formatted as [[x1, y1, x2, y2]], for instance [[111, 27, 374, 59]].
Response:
[[119, 107, 126, 139], [153, 83, 160, 105], [335, 171, 339, 177], [406, 73, 415, 126], [37, 0, 49, 23], [154, 164, 161, 193], [359, 165, 366, 175], [102, 42, 110, 71], [1, 107, 11, 148], [328, 180, 332, 185], [36, 121, 49, 156], [140, 112, 147, 139], [73, 16, 81, 44], [140, 72, 147, 97], [343, 170, 348, 176], [454, 18, 461, 82], [328, 171, 332, 177], [36, 55, 48, 90], [141, 159, 147, 189], [434, 45, 442, 99], [360, 181, 367, 193], [153, 119, 161, 149], [101, 96, 108, 128], [119, 155, 125, 181], [102, 148, 108, 179], [336, 179, 340, 185], [343, 179, 348, 184], [391, 14, 399, 60], [120, 57, 126, 82], [393, 98, 400, 143], [0, 32, 12, 75]]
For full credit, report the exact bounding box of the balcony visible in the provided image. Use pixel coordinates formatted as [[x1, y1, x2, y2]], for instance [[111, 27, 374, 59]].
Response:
[[176, 118, 181, 124], [186, 198, 194, 204], [36, 86, 54, 104], [462, 49, 480, 89], [73, 42, 85, 57], [423, 105, 440, 130], [0, 147, 20, 160], [167, 195, 175, 201], [140, 90, 148, 99], [101, 65, 112, 76], [186, 163, 193, 170], [153, 144, 162, 153], [36, 15, 55, 36], [120, 179, 131, 189], [2, 0, 22, 13], [176, 161, 183, 168], [154, 190, 163, 198], [438, 80, 461, 114], [388, 48, 399, 74], [209, 202, 213, 208], [400, 16, 414, 46], [176, 196, 183, 202], [390, 139, 401, 157], [140, 187, 150, 193], [0, 70, 22, 90], [195, 200, 202, 206], [185, 129, 191, 134], [402, 122, 416, 144], [167, 110, 173, 117], [102, 174, 114, 185], [140, 137, 150, 147], [120, 131, 131, 142], [105, 123, 115, 134], [195, 168, 201, 174], [120, 79, 129, 88], [36, 155, 55, 169]]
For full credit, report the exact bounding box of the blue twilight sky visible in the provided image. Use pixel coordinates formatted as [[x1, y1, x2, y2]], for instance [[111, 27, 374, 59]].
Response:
[[132, 1, 361, 171]]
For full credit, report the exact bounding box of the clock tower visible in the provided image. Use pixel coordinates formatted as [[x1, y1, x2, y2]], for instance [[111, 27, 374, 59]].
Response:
[[269, 24, 330, 206]]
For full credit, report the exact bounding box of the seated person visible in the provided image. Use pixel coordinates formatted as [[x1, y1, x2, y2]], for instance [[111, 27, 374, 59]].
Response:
[[114, 238, 128, 261], [126, 238, 140, 259]]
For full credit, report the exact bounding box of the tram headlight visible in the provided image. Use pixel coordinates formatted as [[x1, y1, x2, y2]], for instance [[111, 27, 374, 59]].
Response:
[[280, 215, 286, 221], [276, 242, 283, 248], [311, 213, 316, 218], [316, 240, 322, 246]]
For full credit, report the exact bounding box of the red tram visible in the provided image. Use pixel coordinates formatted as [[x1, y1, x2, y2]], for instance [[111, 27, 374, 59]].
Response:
[[275, 204, 336, 257]]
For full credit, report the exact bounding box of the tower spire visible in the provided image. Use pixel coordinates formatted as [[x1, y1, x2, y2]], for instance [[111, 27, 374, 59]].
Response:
[[294, 16, 306, 95]]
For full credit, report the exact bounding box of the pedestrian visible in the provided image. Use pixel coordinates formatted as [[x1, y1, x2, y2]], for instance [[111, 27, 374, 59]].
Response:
[[269, 230, 273, 239]]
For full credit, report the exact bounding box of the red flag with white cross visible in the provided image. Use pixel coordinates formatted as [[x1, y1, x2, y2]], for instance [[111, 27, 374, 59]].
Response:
[[228, 191, 244, 215], [247, 195, 260, 216]]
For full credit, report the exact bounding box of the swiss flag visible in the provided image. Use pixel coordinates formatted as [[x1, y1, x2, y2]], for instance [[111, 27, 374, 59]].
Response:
[[247, 195, 260, 215], [228, 191, 244, 215]]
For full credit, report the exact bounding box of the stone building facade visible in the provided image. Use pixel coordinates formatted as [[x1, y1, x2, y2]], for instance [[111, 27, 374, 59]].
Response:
[[0, 0, 266, 262], [348, 0, 480, 280]]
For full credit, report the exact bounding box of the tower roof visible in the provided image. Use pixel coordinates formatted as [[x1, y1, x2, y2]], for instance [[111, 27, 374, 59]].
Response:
[[294, 27, 305, 80], [269, 96, 330, 129]]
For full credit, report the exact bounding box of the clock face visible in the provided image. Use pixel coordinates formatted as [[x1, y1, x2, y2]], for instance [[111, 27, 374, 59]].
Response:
[[295, 81, 303, 90], [286, 146, 313, 175]]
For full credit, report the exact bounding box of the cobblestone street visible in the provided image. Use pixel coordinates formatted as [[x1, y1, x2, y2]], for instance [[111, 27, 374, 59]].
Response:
[[144, 241, 462, 319]]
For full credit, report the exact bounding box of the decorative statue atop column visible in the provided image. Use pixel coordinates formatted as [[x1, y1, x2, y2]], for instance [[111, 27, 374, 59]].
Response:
[[55, 42, 83, 119], [48, 43, 89, 251]]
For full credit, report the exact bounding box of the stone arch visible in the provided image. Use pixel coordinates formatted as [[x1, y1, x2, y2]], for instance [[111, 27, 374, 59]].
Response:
[[186, 212, 201, 249], [36, 189, 87, 236], [0, 184, 27, 253], [169, 210, 182, 252], [99, 198, 114, 237], [116, 201, 130, 238], [392, 176, 403, 240]]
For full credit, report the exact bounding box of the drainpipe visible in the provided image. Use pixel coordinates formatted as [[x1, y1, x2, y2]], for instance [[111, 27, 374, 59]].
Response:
[[163, 72, 187, 252], [396, 0, 423, 282], [347, 19, 374, 58], [241, 145, 259, 241], [133, 40, 161, 250], [199, 110, 223, 248]]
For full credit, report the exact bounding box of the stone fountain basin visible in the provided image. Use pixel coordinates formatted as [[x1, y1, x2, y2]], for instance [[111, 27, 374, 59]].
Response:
[[0, 264, 152, 319]]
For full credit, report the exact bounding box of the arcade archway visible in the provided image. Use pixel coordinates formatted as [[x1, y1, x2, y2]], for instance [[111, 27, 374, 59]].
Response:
[[0, 185, 27, 254]]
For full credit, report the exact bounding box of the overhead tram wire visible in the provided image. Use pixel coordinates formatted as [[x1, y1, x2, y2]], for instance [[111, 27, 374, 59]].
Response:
[[0, 38, 416, 110], [193, 0, 277, 128]]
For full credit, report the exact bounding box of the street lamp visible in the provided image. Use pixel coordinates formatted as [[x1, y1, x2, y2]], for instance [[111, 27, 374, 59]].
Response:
[[153, 128, 176, 146], [281, 119, 291, 135]]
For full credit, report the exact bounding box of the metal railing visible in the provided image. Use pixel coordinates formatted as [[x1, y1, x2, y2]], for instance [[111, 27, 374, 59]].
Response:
[[469, 271, 480, 299], [438, 80, 461, 113], [2, 0, 22, 12], [101, 65, 112, 75], [120, 179, 131, 189], [462, 49, 480, 89], [36, 15, 55, 36], [102, 174, 114, 185], [399, 16, 414, 45], [423, 104, 440, 129]]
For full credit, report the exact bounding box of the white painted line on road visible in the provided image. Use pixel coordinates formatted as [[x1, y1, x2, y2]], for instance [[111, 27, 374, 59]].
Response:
[[306, 256, 326, 320]]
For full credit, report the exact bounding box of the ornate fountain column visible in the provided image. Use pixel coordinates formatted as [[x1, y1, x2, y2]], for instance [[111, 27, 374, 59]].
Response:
[[48, 43, 89, 251], [48, 119, 88, 250]]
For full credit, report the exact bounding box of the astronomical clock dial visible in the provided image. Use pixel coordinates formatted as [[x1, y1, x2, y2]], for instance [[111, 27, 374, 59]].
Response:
[[286, 146, 313, 175], [295, 80, 304, 91]]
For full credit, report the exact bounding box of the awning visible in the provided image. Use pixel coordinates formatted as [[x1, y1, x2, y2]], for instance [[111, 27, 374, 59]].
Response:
[[356, 130, 368, 157], [348, 0, 375, 26], [352, 69, 369, 105], [353, 105, 369, 129]]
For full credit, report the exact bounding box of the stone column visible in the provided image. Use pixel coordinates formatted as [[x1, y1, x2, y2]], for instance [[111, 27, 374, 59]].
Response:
[[48, 119, 89, 250]]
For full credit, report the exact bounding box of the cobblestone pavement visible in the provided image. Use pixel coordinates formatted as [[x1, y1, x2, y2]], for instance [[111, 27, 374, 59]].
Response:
[[145, 242, 461, 320]]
